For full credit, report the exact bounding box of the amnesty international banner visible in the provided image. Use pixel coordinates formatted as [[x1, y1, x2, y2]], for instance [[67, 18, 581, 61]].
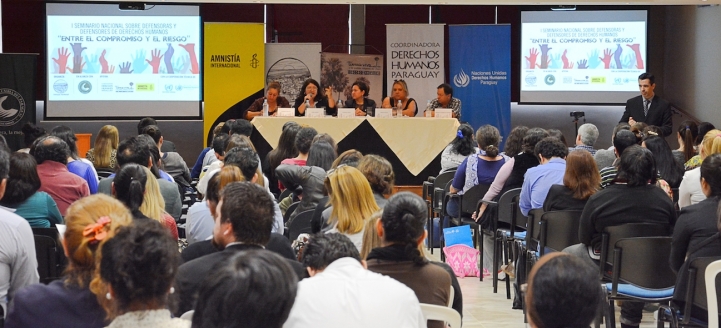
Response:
[[0, 54, 37, 151], [204, 23, 264, 143], [321, 52, 383, 104], [449, 25, 511, 147], [386, 24, 444, 115], [265, 43, 321, 103]]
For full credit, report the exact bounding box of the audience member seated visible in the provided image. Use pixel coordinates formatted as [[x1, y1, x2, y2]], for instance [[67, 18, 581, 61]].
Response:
[[447, 124, 507, 222], [594, 123, 631, 170], [564, 145, 675, 328], [382, 79, 417, 117], [264, 122, 300, 195], [293, 78, 337, 116], [568, 123, 599, 155], [671, 171, 721, 321], [357, 154, 394, 208], [547, 129, 568, 147], [198, 134, 266, 195], [525, 253, 602, 328], [366, 192, 453, 328], [475, 127, 548, 221], [112, 164, 153, 220], [199, 122, 230, 171], [283, 233, 425, 328], [5, 194, 133, 328], [97, 136, 182, 219], [244, 81, 291, 119], [17, 123, 46, 153], [138, 167, 179, 239], [599, 130, 641, 188], [310, 149, 364, 233], [685, 122, 716, 170], [31, 136, 90, 216], [0, 153, 63, 227], [323, 165, 380, 250], [86, 125, 119, 171], [137, 117, 176, 153], [643, 134, 684, 189], [141, 125, 190, 185], [280, 126, 317, 167], [542, 150, 600, 212], [344, 81, 376, 116], [191, 250, 298, 328], [51, 125, 98, 194], [0, 148, 38, 318], [679, 129, 721, 208], [96, 220, 186, 328], [502, 125, 529, 158], [277, 141, 336, 223], [519, 137, 568, 216], [439, 123, 476, 174], [190, 122, 225, 179], [671, 154, 721, 272], [196, 133, 231, 193], [673, 121, 698, 166], [175, 182, 304, 315], [136, 134, 174, 183]]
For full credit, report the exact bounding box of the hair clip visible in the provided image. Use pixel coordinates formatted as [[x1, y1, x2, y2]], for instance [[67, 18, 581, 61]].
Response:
[[456, 130, 464, 138], [685, 126, 691, 130], [83, 216, 112, 245], [647, 131, 658, 136]]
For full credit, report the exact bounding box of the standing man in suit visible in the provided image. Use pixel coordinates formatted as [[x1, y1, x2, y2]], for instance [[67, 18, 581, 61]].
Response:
[[620, 73, 672, 137]]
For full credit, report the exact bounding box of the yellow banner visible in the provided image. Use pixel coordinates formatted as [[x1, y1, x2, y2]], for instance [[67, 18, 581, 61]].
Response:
[[203, 23, 264, 144]]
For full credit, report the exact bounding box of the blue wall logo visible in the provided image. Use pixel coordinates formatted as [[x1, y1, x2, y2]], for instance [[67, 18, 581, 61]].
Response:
[[78, 80, 92, 94], [453, 69, 470, 88]]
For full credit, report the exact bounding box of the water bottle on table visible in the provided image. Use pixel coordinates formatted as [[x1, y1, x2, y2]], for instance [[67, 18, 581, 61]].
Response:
[[424, 100, 433, 117], [262, 99, 269, 116]]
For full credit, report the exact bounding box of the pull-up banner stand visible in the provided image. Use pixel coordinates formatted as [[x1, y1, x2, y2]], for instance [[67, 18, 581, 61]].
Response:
[[0, 54, 37, 151]]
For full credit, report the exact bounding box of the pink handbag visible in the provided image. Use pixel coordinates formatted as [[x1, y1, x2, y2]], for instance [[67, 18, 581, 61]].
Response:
[[442, 244, 480, 278]]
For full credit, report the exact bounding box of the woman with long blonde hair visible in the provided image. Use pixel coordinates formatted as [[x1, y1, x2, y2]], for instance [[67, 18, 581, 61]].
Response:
[[324, 165, 379, 250], [86, 125, 119, 170], [679, 129, 721, 208], [138, 167, 178, 240], [5, 194, 133, 327]]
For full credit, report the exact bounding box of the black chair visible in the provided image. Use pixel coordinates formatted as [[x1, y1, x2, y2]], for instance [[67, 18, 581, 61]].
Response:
[[427, 170, 456, 254], [436, 180, 454, 261], [96, 168, 114, 179], [284, 201, 300, 224], [288, 209, 314, 241], [537, 210, 583, 256], [33, 235, 62, 284], [599, 223, 671, 279], [445, 184, 490, 276], [659, 256, 721, 328], [605, 237, 677, 328], [278, 188, 293, 202]]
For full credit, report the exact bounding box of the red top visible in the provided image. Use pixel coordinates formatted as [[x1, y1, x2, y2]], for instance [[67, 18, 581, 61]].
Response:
[[37, 161, 90, 216]]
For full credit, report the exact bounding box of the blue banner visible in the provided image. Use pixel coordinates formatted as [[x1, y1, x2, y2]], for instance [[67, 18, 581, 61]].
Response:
[[449, 25, 511, 148]]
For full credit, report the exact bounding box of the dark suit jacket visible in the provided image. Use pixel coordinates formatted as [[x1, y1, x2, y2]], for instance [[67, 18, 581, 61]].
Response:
[[620, 94, 672, 136], [174, 243, 306, 316], [180, 233, 296, 263]]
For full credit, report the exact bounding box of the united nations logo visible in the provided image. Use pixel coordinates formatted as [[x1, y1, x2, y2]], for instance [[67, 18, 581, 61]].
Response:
[[453, 69, 470, 88], [53, 80, 68, 94], [78, 80, 92, 94], [0, 88, 26, 127]]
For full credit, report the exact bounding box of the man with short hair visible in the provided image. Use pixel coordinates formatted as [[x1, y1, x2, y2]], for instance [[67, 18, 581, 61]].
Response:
[[0, 148, 39, 317], [619, 73, 672, 137], [428, 83, 462, 120], [283, 233, 426, 328], [568, 123, 599, 155], [97, 136, 182, 219], [599, 129, 639, 188], [226, 119, 253, 137], [137, 117, 177, 152], [141, 125, 191, 184], [519, 137, 568, 216], [594, 123, 631, 169], [31, 136, 89, 215], [174, 182, 305, 316]]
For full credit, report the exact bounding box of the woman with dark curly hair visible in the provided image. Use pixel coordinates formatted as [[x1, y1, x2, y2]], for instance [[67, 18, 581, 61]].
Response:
[[0, 152, 63, 227], [503, 125, 529, 157], [440, 123, 475, 174], [94, 219, 184, 327], [356, 154, 395, 208], [366, 192, 454, 328]]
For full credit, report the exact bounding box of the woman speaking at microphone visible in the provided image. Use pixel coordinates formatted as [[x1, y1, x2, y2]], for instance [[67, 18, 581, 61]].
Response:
[[294, 78, 336, 116]]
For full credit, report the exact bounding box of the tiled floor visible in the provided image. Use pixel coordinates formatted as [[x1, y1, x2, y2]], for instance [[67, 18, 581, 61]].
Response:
[[426, 248, 662, 328]]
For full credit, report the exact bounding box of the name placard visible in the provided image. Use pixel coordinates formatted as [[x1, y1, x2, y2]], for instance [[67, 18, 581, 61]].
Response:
[[306, 108, 324, 118], [337, 108, 355, 118], [435, 108, 453, 119], [278, 108, 295, 117], [375, 108, 392, 118]]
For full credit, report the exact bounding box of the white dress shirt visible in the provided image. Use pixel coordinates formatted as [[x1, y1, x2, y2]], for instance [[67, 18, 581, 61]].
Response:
[[678, 167, 706, 208], [283, 257, 426, 328], [0, 206, 39, 316]]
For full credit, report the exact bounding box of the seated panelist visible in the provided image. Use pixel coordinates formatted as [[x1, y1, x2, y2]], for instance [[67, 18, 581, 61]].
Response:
[[382, 79, 417, 117], [344, 81, 376, 117], [293, 78, 337, 117], [245, 81, 290, 119]]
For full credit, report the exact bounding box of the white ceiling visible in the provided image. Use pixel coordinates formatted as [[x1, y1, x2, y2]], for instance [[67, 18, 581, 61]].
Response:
[[74, 0, 721, 6]]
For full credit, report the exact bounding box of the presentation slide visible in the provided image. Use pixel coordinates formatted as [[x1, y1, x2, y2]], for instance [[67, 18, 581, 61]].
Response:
[[520, 10, 647, 104], [46, 4, 201, 118]]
